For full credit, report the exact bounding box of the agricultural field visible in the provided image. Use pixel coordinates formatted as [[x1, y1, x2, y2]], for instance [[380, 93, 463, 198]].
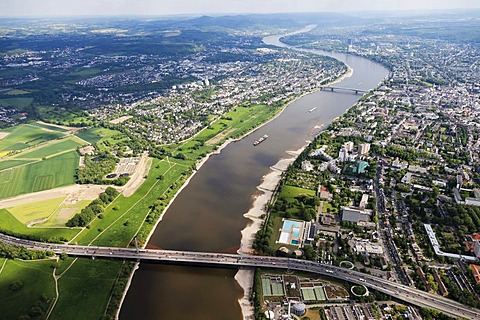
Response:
[[0, 151, 79, 199], [14, 136, 85, 159], [0, 123, 66, 156]]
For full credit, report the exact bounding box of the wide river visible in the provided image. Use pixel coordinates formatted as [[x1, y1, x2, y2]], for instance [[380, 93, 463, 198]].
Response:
[[120, 30, 389, 319]]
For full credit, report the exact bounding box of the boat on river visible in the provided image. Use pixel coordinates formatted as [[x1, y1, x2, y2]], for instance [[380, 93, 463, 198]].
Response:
[[253, 134, 268, 146], [308, 107, 317, 113]]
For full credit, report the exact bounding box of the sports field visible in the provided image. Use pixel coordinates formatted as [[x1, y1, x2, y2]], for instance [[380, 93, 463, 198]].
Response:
[[0, 151, 79, 199]]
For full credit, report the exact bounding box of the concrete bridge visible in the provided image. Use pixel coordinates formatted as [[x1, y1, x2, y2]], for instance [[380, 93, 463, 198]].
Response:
[[1, 233, 479, 319], [320, 86, 368, 95]]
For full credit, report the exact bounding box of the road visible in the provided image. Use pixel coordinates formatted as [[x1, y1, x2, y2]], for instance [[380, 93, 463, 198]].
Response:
[[0, 233, 479, 319]]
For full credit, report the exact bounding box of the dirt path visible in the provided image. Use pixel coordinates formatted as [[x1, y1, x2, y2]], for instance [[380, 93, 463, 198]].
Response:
[[0, 132, 9, 140]]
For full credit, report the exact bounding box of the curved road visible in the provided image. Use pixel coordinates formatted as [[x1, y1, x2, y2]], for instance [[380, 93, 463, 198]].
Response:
[[1, 233, 478, 319]]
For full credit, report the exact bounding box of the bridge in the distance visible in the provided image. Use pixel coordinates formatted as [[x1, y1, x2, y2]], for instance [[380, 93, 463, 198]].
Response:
[[0, 233, 478, 319], [320, 86, 368, 95]]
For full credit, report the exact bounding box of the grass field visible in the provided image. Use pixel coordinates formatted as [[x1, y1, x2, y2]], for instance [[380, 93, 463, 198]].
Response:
[[49, 258, 123, 320], [0, 259, 56, 320], [280, 185, 315, 200], [75, 127, 127, 148], [0, 124, 66, 154], [0, 151, 79, 199], [0, 209, 80, 241], [7, 197, 65, 225]]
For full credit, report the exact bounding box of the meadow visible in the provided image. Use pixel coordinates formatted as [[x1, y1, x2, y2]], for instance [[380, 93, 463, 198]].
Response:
[[0, 259, 56, 320], [49, 258, 124, 320]]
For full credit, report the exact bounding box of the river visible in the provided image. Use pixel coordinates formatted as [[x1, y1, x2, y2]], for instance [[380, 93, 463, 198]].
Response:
[[119, 29, 389, 320]]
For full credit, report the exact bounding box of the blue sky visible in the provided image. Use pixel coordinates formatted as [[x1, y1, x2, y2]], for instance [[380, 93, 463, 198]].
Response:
[[1, 0, 479, 17]]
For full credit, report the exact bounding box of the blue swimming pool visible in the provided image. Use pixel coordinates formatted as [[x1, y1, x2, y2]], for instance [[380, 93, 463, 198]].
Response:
[[292, 227, 301, 237], [282, 220, 303, 231]]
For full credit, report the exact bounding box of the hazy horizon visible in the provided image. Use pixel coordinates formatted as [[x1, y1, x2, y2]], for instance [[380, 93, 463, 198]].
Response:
[[1, 0, 480, 18]]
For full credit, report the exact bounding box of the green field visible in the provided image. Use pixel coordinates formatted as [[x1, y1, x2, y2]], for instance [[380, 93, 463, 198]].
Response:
[[49, 258, 123, 320], [0, 159, 30, 171], [75, 127, 126, 148], [281, 185, 315, 200], [0, 259, 56, 320], [69, 68, 103, 77], [0, 151, 79, 199], [15, 137, 85, 159], [0, 209, 80, 241], [0, 97, 33, 108], [0, 124, 66, 154], [7, 197, 65, 225]]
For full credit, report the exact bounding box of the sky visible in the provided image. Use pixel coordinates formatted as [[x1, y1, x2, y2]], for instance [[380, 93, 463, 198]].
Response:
[[1, 0, 480, 17]]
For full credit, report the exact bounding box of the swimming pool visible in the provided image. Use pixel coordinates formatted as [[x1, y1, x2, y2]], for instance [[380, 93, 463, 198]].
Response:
[[278, 219, 304, 246], [282, 220, 303, 231]]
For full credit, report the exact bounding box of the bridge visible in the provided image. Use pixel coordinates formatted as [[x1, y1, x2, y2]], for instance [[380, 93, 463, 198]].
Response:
[[1, 233, 479, 319], [320, 86, 368, 95]]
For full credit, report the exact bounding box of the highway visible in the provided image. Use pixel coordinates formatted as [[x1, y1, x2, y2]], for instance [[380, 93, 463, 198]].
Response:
[[1, 233, 479, 319]]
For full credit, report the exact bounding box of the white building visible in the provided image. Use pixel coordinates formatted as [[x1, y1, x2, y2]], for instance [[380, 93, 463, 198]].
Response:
[[338, 147, 349, 162], [344, 141, 354, 152]]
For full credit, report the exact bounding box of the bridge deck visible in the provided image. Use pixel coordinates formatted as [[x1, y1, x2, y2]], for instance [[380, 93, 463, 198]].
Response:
[[0, 233, 478, 319]]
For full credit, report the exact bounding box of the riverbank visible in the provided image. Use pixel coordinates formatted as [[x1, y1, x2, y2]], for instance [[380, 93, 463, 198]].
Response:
[[234, 53, 354, 319]]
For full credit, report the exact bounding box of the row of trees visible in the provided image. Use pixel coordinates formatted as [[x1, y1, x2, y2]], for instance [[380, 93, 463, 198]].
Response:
[[66, 187, 119, 227], [0, 242, 53, 260]]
